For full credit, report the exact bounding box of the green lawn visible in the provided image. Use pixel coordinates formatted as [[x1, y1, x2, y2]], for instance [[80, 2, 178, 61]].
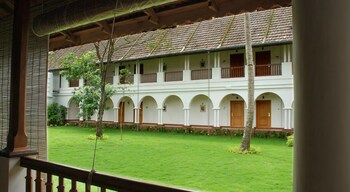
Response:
[[48, 126, 293, 192]]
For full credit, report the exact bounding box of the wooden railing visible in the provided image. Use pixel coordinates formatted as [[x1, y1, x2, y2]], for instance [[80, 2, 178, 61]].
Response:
[[221, 66, 244, 78], [165, 71, 183, 82], [21, 157, 192, 192], [141, 73, 157, 83], [191, 69, 212, 80], [120, 75, 134, 84], [255, 64, 281, 76]]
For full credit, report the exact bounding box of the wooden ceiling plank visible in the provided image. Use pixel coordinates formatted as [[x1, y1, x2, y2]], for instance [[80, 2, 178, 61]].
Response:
[[143, 8, 159, 25], [208, 0, 219, 12], [96, 21, 112, 35], [59, 31, 80, 44]]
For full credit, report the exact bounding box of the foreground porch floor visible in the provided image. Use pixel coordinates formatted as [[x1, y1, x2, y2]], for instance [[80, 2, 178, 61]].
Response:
[[48, 126, 292, 192]]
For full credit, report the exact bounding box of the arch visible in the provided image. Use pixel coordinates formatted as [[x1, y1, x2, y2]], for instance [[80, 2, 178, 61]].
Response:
[[117, 96, 135, 123], [139, 96, 158, 124], [219, 94, 246, 127], [163, 95, 184, 125], [255, 92, 284, 128], [103, 98, 114, 121], [67, 98, 79, 120], [189, 94, 214, 126]]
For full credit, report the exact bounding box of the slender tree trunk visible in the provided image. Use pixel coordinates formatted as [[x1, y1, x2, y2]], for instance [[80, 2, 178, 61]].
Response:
[[240, 13, 254, 151], [96, 65, 107, 137]]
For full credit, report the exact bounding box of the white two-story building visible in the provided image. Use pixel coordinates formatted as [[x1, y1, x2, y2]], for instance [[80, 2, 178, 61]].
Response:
[[48, 6, 293, 130]]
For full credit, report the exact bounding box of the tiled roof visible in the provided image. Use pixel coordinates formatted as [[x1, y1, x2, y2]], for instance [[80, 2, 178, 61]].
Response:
[[49, 6, 292, 69]]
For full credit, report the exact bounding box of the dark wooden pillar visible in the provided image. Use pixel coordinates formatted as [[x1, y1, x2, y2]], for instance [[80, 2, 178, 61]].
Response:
[[5, 0, 32, 155], [294, 0, 350, 191]]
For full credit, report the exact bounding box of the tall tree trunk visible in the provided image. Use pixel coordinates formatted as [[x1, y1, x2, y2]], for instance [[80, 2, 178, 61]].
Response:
[[240, 13, 254, 151], [96, 65, 107, 137]]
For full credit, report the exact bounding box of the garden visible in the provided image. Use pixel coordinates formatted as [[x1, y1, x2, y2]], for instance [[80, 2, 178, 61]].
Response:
[[48, 126, 293, 192]]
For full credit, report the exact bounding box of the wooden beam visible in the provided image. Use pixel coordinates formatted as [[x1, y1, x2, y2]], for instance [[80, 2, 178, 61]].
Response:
[[208, 0, 219, 12], [96, 21, 112, 35], [143, 8, 159, 25], [60, 31, 80, 44], [7, 0, 30, 153]]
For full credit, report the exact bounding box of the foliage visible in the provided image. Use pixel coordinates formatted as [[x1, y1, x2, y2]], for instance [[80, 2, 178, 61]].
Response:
[[49, 126, 292, 192], [87, 134, 109, 140], [60, 51, 118, 121], [229, 146, 261, 154], [47, 103, 67, 126], [287, 134, 294, 147]]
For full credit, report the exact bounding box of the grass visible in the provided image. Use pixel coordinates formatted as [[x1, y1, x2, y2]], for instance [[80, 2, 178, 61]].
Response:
[[48, 126, 293, 192]]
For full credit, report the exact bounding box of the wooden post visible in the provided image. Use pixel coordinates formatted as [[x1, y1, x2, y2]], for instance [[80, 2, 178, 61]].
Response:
[[5, 0, 31, 153]]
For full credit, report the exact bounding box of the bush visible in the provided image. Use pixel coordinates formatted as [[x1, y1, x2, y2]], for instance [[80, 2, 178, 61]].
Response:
[[48, 103, 67, 126], [286, 134, 294, 147], [87, 134, 109, 140], [229, 146, 261, 154]]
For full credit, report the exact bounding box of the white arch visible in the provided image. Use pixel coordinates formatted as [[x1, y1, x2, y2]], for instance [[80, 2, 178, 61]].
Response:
[[189, 94, 214, 126], [139, 96, 158, 124], [163, 95, 184, 125], [67, 98, 79, 120]]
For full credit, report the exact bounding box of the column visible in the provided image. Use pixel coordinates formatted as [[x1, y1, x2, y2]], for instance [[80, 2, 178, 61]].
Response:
[[134, 108, 140, 124], [213, 108, 220, 127], [183, 55, 191, 82], [79, 108, 84, 121], [134, 62, 140, 84], [212, 53, 221, 80], [294, 1, 350, 191], [157, 59, 164, 83], [283, 108, 292, 129], [183, 108, 190, 126], [113, 108, 119, 122], [79, 78, 84, 87], [157, 108, 163, 125], [113, 65, 120, 85]]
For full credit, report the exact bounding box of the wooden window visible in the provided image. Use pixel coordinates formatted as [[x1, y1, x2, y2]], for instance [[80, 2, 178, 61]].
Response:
[[69, 79, 79, 87]]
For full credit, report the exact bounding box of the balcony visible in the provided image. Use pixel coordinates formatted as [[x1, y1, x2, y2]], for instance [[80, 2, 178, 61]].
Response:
[[255, 64, 282, 76], [120, 75, 134, 84], [20, 157, 191, 192], [191, 69, 212, 80], [141, 73, 157, 83], [221, 66, 245, 78], [165, 71, 183, 82]]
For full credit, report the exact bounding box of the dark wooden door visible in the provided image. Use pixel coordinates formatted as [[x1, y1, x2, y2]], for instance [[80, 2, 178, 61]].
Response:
[[230, 101, 244, 127], [256, 100, 271, 128], [230, 54, 244, 77], [255, 51, 271, 76], [139, 102, 143, 124], [118, 102, 125, 123]]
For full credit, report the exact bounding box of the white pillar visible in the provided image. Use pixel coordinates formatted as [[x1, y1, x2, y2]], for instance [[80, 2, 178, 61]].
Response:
[[134, 108, 140, 123], [79, 108, 83, 121], [213, 108, 220, 127], [157, 108, 163, 125], [183, 56, 191, 82], [294, 1, 350, 191], [282, 62, 293, 77], [244, 65, 248, 79], [183, 108, 190, 126], [114, 65, 120, 85], [283, 108, 292, 129], [0, 157, 26, 192], [113, 107, 119, 122]]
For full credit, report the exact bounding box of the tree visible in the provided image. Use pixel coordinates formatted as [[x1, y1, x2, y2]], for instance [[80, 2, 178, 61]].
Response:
[[240, 12, 255, 151]]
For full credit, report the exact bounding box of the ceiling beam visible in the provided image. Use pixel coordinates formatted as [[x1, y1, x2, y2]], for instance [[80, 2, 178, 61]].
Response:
[[143, 8, 159, 25], [59, 31, 80, 44], [208, 0, 219, 12], [96, 21, 112, 35]]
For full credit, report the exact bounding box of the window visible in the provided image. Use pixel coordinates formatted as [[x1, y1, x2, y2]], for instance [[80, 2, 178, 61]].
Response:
[[69, 79, 79, 87]]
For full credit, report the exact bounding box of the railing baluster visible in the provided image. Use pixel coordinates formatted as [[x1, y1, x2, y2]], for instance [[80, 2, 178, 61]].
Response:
[[46, 174, 53, 192], [25, 168, 32, 192], [85, 183, 91, 192], [57, 176, 65, 192], [35, 171, 42, 192], [100, 187, 106, 192], [69, 180, 78, 192]]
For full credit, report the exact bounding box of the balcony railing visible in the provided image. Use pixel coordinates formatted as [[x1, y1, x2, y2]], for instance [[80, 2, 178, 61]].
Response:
[[141, 73, 157, 83], [255, 64, 282, 76], [165, 71, 183, 82], [191, 69, 212, 80], [120, 75, 134, 84], [20, 157, 192, 192], [221, 66, 245, 78]]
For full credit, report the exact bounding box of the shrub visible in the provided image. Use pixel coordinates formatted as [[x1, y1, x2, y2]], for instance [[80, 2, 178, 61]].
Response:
[[87, 134, 109, 140], [48, 103, 67, 126], [229, 146, 261, 154], [286, 134, 294, 147]]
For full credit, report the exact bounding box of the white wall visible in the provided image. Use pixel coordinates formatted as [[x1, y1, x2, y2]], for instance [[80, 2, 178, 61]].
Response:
[[142, 59, 158, 74], [163, 96, 184, 124], [163, 56, 184, 71], [68, 100, 79, 120], [103, 98, 114, 121], [189, 95, 214, 126], [122, 97, 134, 123], [141, 96, 158, 123]]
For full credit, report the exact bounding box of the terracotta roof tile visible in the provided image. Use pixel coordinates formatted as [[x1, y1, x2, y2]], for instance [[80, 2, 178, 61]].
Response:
[[49, 6, 293, 69]]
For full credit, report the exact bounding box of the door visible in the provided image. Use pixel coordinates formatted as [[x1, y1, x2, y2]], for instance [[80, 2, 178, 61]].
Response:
[[255, 51, 271, 76], [256, 100, 271, 128], [230, 54, 244, 77], [118, 102, 125, 124], [230, 101, 244, 127], [139, 102, 143, 124]]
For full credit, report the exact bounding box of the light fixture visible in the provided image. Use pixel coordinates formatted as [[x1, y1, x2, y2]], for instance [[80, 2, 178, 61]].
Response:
[[200, 59, 205, 68]]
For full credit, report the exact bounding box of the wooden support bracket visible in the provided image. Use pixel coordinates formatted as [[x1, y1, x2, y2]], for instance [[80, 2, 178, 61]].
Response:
[[144, 8, 159, 25]]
